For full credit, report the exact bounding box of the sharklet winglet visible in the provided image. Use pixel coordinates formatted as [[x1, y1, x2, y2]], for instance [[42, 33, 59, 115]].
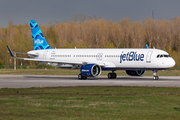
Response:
[[7, 46, 15, 58]]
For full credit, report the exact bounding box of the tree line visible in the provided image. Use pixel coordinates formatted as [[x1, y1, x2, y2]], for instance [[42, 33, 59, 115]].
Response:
[[0, 16, 180, 67]]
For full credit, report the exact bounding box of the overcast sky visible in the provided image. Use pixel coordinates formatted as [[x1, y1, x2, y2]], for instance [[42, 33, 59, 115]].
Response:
[[0, 0, 180, 27]]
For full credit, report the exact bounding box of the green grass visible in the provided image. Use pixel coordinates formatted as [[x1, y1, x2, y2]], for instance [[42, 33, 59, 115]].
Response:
[[0, 69, 180, 76], [0, 86, 180, 119]]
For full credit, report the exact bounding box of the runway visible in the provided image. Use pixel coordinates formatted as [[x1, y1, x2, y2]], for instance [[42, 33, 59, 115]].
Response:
[[0, 75, 180, 88]]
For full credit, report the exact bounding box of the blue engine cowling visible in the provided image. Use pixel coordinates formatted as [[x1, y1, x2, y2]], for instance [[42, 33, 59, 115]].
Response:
[[80, 64, 101, 77], [126, 70, 145, 76]]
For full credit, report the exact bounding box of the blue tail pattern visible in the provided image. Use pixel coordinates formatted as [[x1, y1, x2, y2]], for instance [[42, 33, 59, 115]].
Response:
[[30, 20, 52, 50]]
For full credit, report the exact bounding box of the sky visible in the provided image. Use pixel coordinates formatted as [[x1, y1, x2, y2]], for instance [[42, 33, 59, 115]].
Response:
[[0, 0, 180, 27]]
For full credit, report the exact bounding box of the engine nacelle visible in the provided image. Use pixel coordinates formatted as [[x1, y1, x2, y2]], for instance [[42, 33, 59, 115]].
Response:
[[126, 70, 145, 76], [80, 64, 101, 77]]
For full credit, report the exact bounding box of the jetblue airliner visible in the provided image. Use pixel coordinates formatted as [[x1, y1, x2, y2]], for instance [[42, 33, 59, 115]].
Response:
[[7, 20, 175, 80]]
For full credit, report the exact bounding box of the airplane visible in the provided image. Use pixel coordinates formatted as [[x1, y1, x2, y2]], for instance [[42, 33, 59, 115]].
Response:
[[7, 20, 175, 80]]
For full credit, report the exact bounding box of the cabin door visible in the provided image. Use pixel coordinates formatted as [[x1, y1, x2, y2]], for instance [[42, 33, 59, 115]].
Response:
[[43, 51, 48, 59], [146, 51, 153, 63]]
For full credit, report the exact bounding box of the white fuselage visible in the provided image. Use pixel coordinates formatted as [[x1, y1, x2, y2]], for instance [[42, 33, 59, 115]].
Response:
[[28, 48, 175, 70]]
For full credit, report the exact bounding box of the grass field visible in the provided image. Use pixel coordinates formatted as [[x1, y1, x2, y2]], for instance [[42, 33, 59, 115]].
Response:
[[0, 69, 180, 119], [0, 69, 180, 76], [0, 86, 180, 120]]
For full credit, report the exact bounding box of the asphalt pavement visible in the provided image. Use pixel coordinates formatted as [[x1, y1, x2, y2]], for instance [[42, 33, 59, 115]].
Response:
[[0, 75, 179, 88]]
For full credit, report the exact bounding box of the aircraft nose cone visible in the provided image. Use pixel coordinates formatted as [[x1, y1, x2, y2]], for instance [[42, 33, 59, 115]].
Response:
[[170, 58, 176, 67]]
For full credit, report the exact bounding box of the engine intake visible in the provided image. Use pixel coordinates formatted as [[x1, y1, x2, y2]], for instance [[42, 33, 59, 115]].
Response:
[[80, 64, 101, 77], [126, 70, 145, 76]]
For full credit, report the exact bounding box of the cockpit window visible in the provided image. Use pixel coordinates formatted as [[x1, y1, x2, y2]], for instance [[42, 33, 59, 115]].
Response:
[[164, 55, 168, 57], [157, 54, 171, 58]]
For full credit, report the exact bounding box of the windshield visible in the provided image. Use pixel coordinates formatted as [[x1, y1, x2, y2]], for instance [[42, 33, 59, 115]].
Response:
[[157, 54, 171, 58]]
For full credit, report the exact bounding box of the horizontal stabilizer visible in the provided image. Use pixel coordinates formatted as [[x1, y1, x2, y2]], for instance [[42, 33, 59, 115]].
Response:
[[7, 51, 38, 57], [7, 46, 38, 59]]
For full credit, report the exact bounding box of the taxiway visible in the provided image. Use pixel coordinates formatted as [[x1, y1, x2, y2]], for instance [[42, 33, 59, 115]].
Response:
[[0, 75, 179, 88]]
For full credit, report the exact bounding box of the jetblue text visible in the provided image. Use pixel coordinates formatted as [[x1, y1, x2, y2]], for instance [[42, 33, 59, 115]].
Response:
[[120, 51, 144, 63]]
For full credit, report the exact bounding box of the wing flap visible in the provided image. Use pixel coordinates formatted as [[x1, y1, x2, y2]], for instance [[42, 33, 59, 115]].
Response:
[[23, 58, 83, 65]]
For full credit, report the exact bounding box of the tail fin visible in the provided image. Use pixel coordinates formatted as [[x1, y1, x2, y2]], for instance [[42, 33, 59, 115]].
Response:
[[30, 20, 52, 50]]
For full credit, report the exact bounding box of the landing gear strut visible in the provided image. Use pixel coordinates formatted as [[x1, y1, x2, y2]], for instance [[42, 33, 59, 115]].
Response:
[[78, 73, 87, 80], [153, 70, 159, 80], [108, 71, 117, 79]]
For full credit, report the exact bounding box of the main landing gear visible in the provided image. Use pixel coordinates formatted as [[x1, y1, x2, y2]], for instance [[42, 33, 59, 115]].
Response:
[[108, 71, 117, 79], [153, 70, 159, 80], [78, 73, 87, 80]]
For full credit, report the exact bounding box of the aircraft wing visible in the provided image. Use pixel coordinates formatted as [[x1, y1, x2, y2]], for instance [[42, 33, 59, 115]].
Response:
[[7, 46, 106, 66]]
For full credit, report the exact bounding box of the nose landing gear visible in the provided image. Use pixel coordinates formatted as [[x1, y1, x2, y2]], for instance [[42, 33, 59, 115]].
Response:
[[153, 70, 159, 80]]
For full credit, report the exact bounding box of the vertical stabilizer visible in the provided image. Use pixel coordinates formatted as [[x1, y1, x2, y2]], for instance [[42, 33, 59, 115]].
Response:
[[30, 20, 52, 50]]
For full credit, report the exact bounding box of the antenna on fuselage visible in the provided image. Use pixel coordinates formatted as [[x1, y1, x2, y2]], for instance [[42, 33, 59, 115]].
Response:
[[146, 44, 149, 49]]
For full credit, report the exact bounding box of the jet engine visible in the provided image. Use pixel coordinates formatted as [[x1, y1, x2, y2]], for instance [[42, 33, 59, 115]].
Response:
[[80, 64, 101, 77], [126, 70, 145, 76]]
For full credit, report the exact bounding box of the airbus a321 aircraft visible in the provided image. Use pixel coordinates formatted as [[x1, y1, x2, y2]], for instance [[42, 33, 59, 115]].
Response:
[[7, 20, 175, 80]]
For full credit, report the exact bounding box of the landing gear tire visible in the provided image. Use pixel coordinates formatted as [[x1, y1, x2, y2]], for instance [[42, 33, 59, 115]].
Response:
[[108, 73, 117, 79], [108, 73, 112, 79], [78, 73, 87, 80], [112, 73, 117, 79], [153, 70, 159, 80], [153, 76, 159, 80]]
